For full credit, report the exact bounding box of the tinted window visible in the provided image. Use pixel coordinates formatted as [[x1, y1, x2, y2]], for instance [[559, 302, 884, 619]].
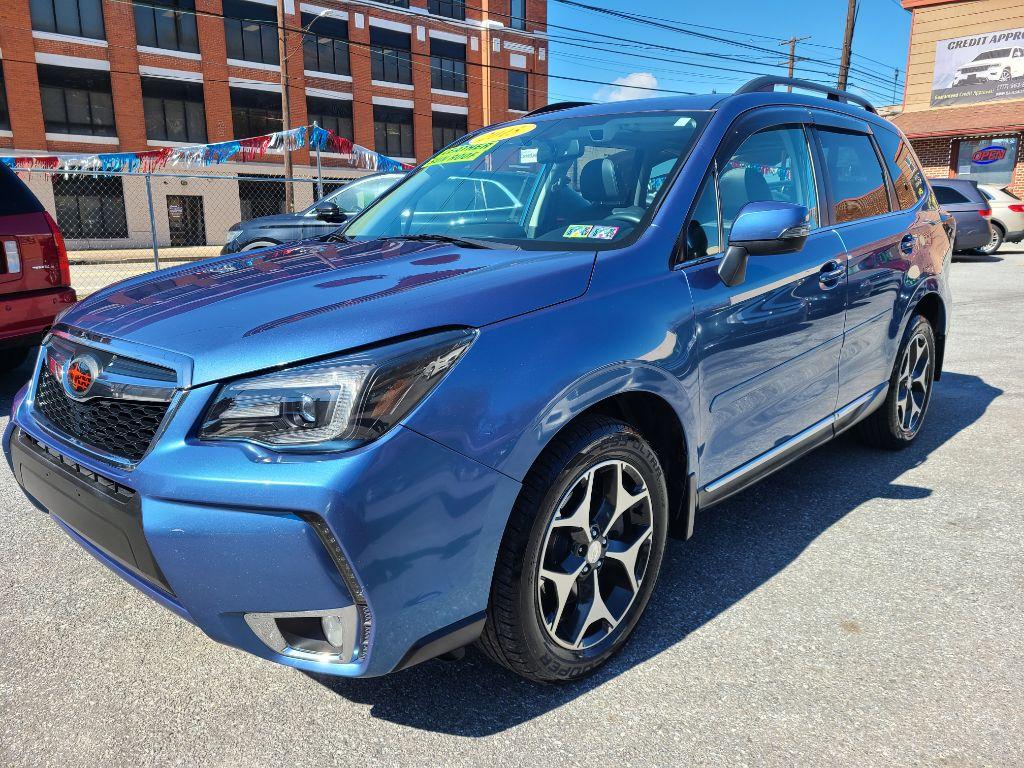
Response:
[[0, 165, 45, 216], [142, 77, 207, 143], [223, 0, 278, 65], [307, 96, 353, 141], [373, 106, 414, 157], [134, 0, 199, 52], [817, 129, 890, 223], [52, 175, 128, 239], [38, 65, 116, 137], [230, 87, 282, 138], [874, 130, 927, 211], [718, 125, 818, 241], [933, 186, 971, 205], [302, 13, 349, 76], [31, 0, 105, 39], [0, 63, 9, 133], [432, 111, 467, 152]]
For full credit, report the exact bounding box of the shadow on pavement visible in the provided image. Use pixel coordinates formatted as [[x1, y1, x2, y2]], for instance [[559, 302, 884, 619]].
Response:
[[0, 349, 37, 420], [308, 372, 1001, 736]]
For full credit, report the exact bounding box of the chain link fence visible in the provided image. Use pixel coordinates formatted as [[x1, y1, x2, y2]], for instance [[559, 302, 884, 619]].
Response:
[[17, 168, 361, 296]]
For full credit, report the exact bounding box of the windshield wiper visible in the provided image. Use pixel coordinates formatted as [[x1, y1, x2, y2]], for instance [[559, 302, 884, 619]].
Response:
[[390, 233, 521, 251]]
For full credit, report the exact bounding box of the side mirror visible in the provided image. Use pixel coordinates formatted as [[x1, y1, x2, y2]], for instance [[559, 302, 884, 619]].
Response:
[[315, 202, 347, 223], [718, 201, 810, 287]]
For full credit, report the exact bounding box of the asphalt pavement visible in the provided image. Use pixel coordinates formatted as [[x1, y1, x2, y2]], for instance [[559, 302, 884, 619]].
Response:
[[1, 248, 1022, 767]]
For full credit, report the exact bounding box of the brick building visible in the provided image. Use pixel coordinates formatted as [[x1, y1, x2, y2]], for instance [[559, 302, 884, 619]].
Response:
[[892, 0, 1024, 197], [0, 0, 549, 248]]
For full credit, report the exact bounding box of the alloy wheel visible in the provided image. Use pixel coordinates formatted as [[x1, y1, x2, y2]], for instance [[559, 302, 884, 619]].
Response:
[[895, 332, 932, 434], [979, 227, 1001, 254], [536, 459, 654, 651]]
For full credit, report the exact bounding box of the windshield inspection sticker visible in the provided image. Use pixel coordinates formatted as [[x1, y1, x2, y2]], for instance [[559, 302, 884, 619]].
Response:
[[563, 224, 594, 238], [590, 225, 620, 240], [423, 141, 497, 167], [470, 123, 537, 145]]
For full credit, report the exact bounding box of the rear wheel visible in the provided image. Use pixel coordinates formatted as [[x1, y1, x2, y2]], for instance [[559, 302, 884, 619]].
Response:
[[856, 314, 935, 450], [478, 415, 668, 682], [1001, 68, 1012, 82], [974, 223, 1003, 255]]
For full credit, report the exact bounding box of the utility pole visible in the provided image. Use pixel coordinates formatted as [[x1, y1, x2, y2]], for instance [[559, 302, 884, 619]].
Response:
[[276, 0, 294, 212], [838, 0, 858, 91], [780, 36, 810, 91]]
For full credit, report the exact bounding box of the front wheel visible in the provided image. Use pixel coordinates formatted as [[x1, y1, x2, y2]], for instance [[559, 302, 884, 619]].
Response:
[[856, 314, 936, 450], [478, 415, 668, 682]]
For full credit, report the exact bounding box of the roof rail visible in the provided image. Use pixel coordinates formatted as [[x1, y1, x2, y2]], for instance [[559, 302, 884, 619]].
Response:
[[736, 76, 877, 114], [523, 101, 594, 117]]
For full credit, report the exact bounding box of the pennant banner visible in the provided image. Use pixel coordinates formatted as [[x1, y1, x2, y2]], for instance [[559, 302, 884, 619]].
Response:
[[0, 125, 415, 175]]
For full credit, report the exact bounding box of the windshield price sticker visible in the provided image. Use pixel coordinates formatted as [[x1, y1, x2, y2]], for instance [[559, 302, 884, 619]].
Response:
[[423, 141, 498, 167], [470, 123, 537, 145], [563, 225, 620, 239]]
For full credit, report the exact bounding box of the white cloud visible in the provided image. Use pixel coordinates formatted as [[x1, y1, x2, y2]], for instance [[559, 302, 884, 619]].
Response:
[[594, 72, 660, 103]]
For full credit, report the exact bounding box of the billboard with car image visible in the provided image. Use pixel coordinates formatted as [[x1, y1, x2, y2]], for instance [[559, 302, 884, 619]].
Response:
[[931, 26, 1024, 106]]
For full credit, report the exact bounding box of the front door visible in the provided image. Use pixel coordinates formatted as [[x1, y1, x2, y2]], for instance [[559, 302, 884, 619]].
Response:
[[679, 112, 848, 490], [167, 195, 206, 247]]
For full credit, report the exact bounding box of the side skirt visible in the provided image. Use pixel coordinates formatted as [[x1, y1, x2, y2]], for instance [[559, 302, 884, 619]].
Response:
[[697, 384, 887, 510]]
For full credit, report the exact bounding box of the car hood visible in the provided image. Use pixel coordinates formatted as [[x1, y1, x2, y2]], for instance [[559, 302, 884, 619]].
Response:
[[232, 212, 306, 230], [59, 238, 596, 385]]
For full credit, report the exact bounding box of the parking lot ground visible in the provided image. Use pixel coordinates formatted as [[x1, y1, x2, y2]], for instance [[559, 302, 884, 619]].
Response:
[[1, 248, 1022, 767]]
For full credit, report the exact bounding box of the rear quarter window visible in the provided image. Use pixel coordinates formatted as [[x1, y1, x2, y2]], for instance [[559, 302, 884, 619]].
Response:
[[933, 186, 971, 205], [0, 165, 44, 216]]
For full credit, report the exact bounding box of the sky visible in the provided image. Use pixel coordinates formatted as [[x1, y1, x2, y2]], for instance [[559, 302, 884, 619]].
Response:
[[545, 0, 912, 108]]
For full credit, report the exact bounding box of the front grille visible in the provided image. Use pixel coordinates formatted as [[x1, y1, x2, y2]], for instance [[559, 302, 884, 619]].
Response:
[[35, 367, 169, 462]]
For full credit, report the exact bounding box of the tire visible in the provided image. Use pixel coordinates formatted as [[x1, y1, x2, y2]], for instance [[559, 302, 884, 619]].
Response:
[[973, 223, 1003, 255], [0, 347, 30, 372], [856, 314, 936, 450], [240, 240, 279, 252], [1000, 68, 1012, 82], [478, 415, 669, 683]]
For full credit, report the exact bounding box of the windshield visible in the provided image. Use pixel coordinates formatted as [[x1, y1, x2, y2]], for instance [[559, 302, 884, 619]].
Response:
[[974, 49, 1011, 62], [314, 175, 403, 214], [343, 111, 709, 250]]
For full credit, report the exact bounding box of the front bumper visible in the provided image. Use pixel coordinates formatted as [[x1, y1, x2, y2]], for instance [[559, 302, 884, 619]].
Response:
[[5, 372, 520, 677]]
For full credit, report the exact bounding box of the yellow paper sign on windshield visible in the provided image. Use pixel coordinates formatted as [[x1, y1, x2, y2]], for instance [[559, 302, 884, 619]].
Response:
[[469, 123, 536, 145], [423, 141, 497, 167]]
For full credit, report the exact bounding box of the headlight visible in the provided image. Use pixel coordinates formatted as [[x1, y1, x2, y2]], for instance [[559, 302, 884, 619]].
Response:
[[199, 329, 475, 451]]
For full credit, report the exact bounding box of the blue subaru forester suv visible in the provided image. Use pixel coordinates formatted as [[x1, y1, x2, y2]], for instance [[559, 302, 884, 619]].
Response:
[[5, 78, 953, 683]]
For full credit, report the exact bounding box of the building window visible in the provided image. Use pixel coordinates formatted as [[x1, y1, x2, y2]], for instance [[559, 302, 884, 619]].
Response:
[[373, 105, 414, 158], [302, 13, 349, 76], [133, 0, 199, 53], [429, 0, 465, 20], [370, 28, 413, 85], [0, 64, 10, 133], [307, 96, 353, 142], [223, 0, 280, 66], [510, 0, 526, 30], [956, 137, 1019, 186], [238, 175, 285, 220], [30, 0, 105, 40], [230, 87, 282, 138], [142, 78, 207, 143], [38, 65, 116, 137], [432, 111, 466, 153], [508, 70, 528, 111], [376, 0, 410, 7], [431, 39, 467, 93], [52, 175, 128, 239]]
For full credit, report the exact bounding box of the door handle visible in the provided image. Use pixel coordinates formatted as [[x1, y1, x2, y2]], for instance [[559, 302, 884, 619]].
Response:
[[900, 234, 916, 254], [819, 260, 845, 287]]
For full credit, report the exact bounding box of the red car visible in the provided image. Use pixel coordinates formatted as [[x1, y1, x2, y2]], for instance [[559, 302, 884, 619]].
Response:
[[0, 164, 76, 371]]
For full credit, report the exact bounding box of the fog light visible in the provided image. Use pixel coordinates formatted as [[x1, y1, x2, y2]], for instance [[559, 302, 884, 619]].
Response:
[[322, 614, 345, 648]]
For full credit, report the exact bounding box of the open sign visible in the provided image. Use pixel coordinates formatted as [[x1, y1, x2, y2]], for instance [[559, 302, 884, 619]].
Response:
[[972, 146, 1007, 165]]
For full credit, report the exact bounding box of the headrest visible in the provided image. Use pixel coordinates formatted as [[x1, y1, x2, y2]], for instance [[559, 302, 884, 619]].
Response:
[[579, 157, 622, 204]]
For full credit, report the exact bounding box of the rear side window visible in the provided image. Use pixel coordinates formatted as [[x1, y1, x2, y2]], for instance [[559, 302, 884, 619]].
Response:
[[933, 186, 971, 205], [874, 130, 928, 211], [0, 165, 45, 217], [817, 129, 890, 224]]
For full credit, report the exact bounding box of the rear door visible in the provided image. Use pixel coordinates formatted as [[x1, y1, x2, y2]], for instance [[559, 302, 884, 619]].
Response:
[[810, 115, 939, 407], [680, 108, 848, 490]]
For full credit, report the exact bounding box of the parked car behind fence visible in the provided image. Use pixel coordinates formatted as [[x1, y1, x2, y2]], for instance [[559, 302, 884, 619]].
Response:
[[0, 164, 76, 371]]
